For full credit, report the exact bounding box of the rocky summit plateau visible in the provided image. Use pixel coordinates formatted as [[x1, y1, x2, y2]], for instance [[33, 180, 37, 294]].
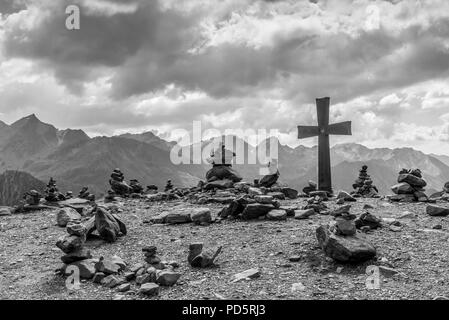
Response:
[[1, 167, 449, 300]]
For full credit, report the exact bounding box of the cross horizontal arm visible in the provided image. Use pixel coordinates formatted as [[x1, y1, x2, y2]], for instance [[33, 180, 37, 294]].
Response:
[[298, 126, 320, 139], [327, 121, 352, 136]]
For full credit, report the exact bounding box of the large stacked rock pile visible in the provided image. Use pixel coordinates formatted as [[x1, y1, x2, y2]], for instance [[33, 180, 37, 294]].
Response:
[[85, 206, 127, 243], [390, 168, 428, 203], [316, 205, 377, 263], [351, 165, 379, 198], [59, 245, 181, 297]]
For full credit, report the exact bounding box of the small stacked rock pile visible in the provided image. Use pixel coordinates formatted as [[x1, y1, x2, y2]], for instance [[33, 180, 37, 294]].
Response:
[[23, 190, 42, 206], [302, 194, 329, 214], [44, 178, 66, 202], [108, 168, 131, 197], [190, 181, 297, 204], [56, 221, 91, 265], [85, 205, 127, 243], [429, 181, 449, 201], [316, 205, 377, 263], [188, 243, 222, 268], [129, 179, 144, 195], [58, 246, 181, 297], [390, 168, 428, 203], [217, 187, 299, 221], [351, 165, 379, 198]]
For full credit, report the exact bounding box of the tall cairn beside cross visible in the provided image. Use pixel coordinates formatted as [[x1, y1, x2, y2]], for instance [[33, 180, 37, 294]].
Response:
[[298, 97, 352, 195]]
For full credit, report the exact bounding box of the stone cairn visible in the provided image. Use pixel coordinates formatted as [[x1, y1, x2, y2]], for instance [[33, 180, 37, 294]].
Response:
[[56, 220, 91, 265], [351, 165, 379, 198], [57, 244, 181, 298], [390, 168, 428, 202], [428, 181, 449, 201], [44, 177, 66, 202], [108, 168, 131, 197], [129, 179, 144, 194], [316, 205, 377, 263]]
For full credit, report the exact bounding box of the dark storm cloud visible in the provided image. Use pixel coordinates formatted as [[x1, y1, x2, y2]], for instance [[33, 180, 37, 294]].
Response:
[[2, 0, 449, 105], [2, 0, 198, 94], [0, 0, 27, 15]]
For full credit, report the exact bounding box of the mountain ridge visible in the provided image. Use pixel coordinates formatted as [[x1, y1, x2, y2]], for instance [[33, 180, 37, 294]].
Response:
[[0, 114, 448, 205]]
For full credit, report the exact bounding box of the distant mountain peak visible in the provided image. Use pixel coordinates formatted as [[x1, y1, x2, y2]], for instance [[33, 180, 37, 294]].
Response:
[[11, 113, 48, 128]]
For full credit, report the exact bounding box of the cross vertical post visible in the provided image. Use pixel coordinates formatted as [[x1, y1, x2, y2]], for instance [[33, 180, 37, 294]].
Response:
[[298, 97, 352, 195]]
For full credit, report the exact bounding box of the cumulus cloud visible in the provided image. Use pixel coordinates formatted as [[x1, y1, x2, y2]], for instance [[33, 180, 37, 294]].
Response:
[[1, 0, 449, 153]]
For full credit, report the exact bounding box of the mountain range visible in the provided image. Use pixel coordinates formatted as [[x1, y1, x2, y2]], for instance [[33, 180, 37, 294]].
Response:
[[1, 114, 449, 205]]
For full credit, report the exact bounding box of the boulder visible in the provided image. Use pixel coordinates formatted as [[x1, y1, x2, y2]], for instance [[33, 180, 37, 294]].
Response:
[[330, 205, 352, 217], [280, 206, 297, 217], [337, 191, 356, 202], [355, 212, 382, 230], [56, 208, 81, 227], [233, 269, 260, 282], [95, 257, 121, 274], [101, 275, 125, 288], [294, 209, 315, 220], [139, 283, 160, 296], [391, 183, 414, 195], [316, 225, 376, 263], [335, 218, 357, 236], [190, 208, 212, 224], [281, 187, 299, 199], [426, 205, 449, 217], [117, 283, 131, 292], [218, 200, 245, 218], [156, 270, 181, 286], [266, 210, 287, 221], [149, 212, 169, 224], [241, 204, 275, 220], [398, 173, 427, 188], [259, 172, 280, 188], [165, 212, 192, 224], [64, 259, 97, 279], [136, 273, 156, 285]]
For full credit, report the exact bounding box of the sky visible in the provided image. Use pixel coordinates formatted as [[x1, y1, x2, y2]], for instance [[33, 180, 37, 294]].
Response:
[[1, 0, 449, 154]]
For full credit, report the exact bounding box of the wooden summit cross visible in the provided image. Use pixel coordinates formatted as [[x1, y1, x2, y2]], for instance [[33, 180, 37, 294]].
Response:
[[297, 97, 352, 194]]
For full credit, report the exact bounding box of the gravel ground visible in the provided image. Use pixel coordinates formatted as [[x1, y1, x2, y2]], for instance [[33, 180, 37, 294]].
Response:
[[1, 197, 448, 300]]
